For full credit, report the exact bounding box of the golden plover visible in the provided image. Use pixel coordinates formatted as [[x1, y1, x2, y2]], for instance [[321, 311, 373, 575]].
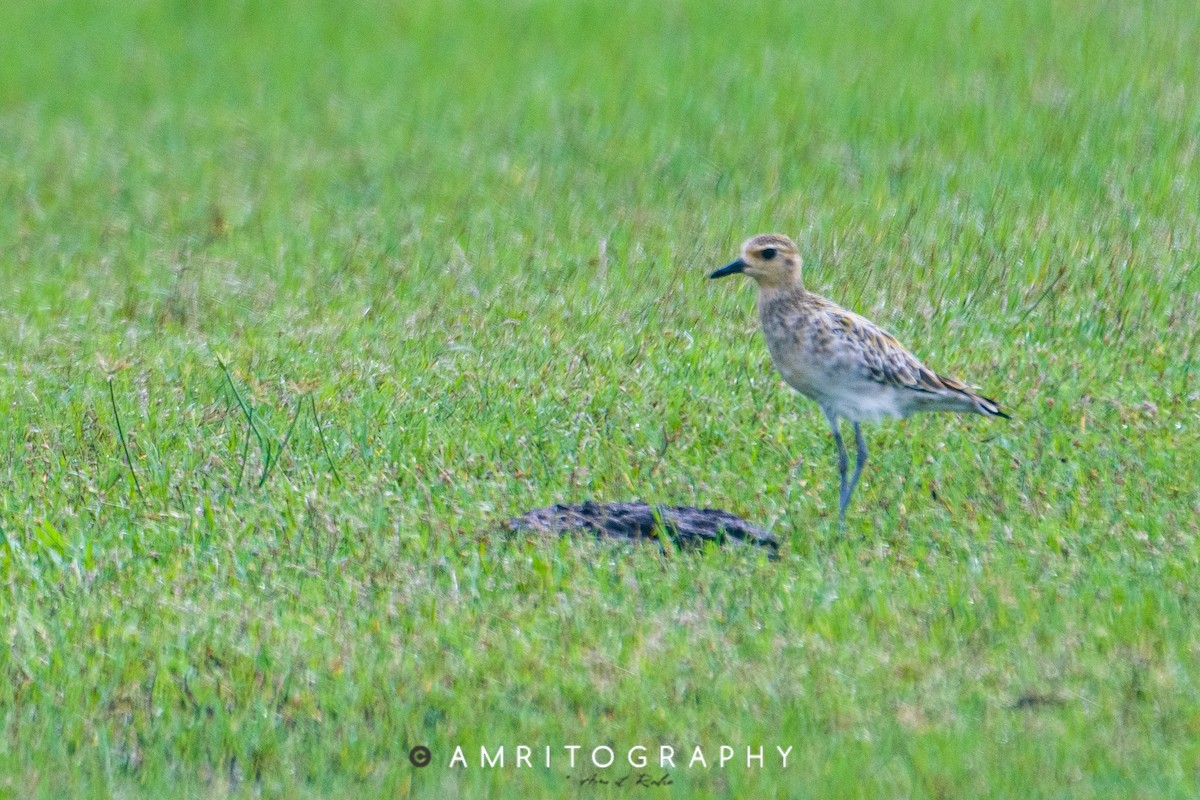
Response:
[[710, 233, 1008, 522]]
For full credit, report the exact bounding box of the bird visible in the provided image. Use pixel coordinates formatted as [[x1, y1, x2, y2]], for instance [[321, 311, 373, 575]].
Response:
[[709, 233, 1008, 522]]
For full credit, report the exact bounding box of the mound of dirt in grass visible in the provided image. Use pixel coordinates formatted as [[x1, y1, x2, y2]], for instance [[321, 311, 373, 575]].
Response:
[[507, 501, 778, 556]]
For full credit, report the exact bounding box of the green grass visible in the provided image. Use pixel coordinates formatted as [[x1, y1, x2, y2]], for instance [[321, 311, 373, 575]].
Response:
[[2, 0, 1200, 796]]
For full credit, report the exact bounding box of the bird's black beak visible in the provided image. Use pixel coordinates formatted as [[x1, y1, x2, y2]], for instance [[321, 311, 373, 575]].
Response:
[[709, 258, 746, 279]]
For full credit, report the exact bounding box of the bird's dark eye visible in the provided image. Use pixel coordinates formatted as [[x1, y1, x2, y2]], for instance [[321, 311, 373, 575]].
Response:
[[761, 248, 777, 261]]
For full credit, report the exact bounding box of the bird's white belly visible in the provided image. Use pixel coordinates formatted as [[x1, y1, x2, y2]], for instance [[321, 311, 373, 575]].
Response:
[[769, 347, 908, 422]]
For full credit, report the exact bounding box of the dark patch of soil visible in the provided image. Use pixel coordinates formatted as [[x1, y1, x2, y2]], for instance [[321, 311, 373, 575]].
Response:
[[507, 501, 778, 556]]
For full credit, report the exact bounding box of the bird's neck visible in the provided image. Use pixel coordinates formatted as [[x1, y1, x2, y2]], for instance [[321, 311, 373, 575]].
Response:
[[757, 276, 807, 301]]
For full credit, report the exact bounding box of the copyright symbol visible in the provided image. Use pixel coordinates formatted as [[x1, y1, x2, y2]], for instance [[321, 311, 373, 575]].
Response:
[[409, 745, 432, 768]]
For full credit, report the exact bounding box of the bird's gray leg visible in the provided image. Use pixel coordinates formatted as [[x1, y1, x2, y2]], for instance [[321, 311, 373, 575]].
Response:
[[824, 409, 850, 522], [844, 422, 868, 512]]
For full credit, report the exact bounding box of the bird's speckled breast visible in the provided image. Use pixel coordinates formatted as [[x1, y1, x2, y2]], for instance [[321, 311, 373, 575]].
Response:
[[757, 290, 830, 400]]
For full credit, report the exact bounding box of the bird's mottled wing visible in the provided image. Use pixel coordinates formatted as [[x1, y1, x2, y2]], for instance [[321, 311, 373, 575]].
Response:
[[822, 306, 949, 394]]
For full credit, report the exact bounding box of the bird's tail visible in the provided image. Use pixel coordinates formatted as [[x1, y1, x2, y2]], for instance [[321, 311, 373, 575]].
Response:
[[969, 391, 1010, 419], [936, 373, 1010, 419]]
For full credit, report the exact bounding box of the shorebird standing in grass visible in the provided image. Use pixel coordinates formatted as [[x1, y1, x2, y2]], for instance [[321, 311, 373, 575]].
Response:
[[710, 233, 1008, 522]]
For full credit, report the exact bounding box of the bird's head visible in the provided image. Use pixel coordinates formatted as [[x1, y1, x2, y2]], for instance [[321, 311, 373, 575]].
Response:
[[709, 233, 803, 289]]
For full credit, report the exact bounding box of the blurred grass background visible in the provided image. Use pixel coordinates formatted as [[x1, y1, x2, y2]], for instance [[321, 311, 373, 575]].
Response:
[[2, 0, 1199, 797]]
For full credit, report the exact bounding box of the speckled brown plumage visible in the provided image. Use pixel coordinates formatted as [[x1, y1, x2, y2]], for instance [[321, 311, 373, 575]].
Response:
[[710, 233, 1008, 522]]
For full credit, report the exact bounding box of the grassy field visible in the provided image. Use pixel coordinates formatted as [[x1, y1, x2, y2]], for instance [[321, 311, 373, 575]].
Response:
[[2, 0, 1200, 796]]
